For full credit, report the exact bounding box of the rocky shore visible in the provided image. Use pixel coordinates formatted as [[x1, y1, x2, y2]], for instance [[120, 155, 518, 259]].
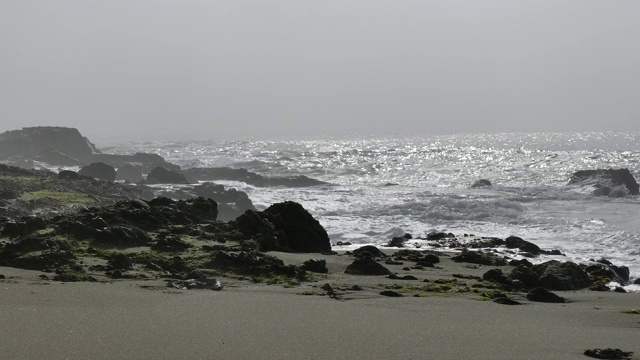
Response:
[[1, 126, 638, 359]]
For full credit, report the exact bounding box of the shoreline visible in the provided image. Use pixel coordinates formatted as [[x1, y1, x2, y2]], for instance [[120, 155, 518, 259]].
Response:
[[1, 249, 639, 360]]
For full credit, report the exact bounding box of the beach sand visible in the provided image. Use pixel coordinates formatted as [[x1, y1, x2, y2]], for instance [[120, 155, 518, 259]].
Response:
[[1, 252, 638, 360]]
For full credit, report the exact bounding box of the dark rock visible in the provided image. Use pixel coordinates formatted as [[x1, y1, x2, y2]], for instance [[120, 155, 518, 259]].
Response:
[[115, 164, 144, 183], [109, 253, 133, 270], [451, 249, 507, 266], [182, 167, 327, 187], [509, 259, 533, 267], [526, 287, 566, 303], [233, 201, 330, 253], [426, 232, 455, 240], [584, 259, 630, 285], [492, 296, 521, 305], [504, 236, 543, 255], [569, 168, 639, 195], [186, 270, 207, 281], [345, 257, 392, 276], [380, 290, 403, 297], [146, 167, 190, 184], [483, 269, 520, 289], [58, 170, 80, 180], [300, 259, 328, 273], [614, 286, 627, 293], [387, 236, 407, 247], [352, 245, 387, 258], [510, 260, 590, 290], [152, 236, 193, 252], [471, 179, 492, 188], [635, 278, 640, 285], [95, 226, 152, 247], [78, 162, 116, 182], [584, 348, 633, 359], [0, 126, 98, 163]]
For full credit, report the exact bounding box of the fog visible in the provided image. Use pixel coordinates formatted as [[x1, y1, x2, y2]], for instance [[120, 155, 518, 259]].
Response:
[[1, 0, 639, 143]]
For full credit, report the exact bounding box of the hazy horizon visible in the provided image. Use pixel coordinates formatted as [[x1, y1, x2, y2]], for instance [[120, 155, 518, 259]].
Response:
[[2, 1, 639, 143]]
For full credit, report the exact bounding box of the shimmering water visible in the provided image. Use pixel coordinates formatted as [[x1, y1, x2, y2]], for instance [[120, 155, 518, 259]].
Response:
[[104, 132, 640, 281]]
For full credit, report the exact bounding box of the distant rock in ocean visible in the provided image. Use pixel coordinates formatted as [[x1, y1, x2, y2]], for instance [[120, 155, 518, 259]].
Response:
[[569, 168, 639, 195], [471, 179, 492, 188], [0, 126, 99, 164], [182, 167, 327, 187]]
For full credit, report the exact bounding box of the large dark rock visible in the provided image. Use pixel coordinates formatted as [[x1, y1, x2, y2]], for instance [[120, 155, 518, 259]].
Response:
[[451, 249, 507, 266], [300, 259, 328, 273], [584, 259, 630, 285], [345, 257, 392, 275], [78, 162, 117, 182], [510, 260, 591, 290], [182, 167, 327, 187], [569, 168, 639, 195], [146, 167, 190, 184], [58, 170, 80, 180], [233, 201, 330, 253], [504, 236, 543, 256], [115, 164, 144, 183], [0, 126, 99, 163]]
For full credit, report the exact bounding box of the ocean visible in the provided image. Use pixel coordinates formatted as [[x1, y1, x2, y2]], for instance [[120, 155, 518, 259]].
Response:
[[102, 131, 640, 285]]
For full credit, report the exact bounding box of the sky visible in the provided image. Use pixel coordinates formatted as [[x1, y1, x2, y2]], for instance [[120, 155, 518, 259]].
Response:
[[1, 0, 639, 143]]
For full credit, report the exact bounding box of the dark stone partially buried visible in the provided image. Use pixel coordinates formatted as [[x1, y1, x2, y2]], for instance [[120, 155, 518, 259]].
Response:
[[345, 257, 392, 276], [584, 348, 633, 359], [526, 287, 566, 303]]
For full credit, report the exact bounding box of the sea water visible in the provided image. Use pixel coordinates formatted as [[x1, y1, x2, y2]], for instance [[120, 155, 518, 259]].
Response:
[[103, 132, 640, 283]]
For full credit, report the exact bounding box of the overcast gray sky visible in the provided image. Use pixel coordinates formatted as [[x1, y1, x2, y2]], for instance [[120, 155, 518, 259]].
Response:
[[1, 0, 639, 143]]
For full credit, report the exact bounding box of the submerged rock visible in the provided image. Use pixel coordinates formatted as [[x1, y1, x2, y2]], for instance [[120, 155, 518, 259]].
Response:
[[182, 167, 327, 187], [471, 179, 492, 188], [569, 168, 639, 196]]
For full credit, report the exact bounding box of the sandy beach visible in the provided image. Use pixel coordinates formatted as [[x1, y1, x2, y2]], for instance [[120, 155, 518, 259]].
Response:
[[1, 252, 638, 360]]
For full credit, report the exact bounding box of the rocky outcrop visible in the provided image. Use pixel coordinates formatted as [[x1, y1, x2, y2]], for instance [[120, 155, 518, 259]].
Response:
[[0, 127, 98, 163], [569, 168, 639, 195], [233, 201, 330, 253], [182, 167, 327, 187], [451, 249, 508, 266], [78, 162, 116, 182], [509, 260, 591, 290], [471, 179, 492, 188], [146, 167, 190, 184]]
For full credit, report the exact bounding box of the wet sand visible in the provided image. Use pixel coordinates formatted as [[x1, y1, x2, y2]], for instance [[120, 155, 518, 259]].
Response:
[[1, 252, 638, 360]]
